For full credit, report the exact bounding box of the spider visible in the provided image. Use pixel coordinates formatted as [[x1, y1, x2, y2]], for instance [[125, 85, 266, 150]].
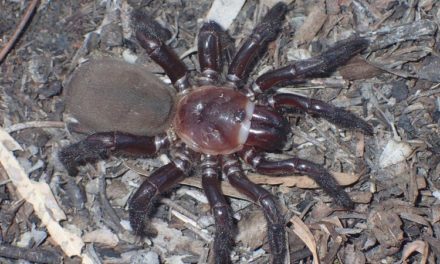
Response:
[[59, 2, 373, 264]]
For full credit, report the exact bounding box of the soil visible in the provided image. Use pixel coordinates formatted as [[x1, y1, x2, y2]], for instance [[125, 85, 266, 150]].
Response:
[[1, 0, 439, 263]]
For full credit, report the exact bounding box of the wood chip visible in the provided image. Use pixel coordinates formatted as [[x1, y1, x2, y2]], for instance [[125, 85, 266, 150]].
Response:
[[368, 210, 403, 248], [205, 0, 246, 29], [237, 210, 267, 249], [294, 4, 328, 45], [83, 229, 119, 247]]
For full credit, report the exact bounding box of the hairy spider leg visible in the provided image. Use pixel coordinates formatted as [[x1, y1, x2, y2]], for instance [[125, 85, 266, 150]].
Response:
[[227, 2, 288, 88], [59, 132, 169, 176], [223, 155, 286, 264], [201, 155, 234, 264], [129, 146, 193, 235], [241, 147, 354, 209], [253, 37, 369, 92], [130, 163, 185, 235], [251, 37, 373, 134], [133, 12, 190, 92], [198, 21, 226, 84], [269, 93, 373, 134]]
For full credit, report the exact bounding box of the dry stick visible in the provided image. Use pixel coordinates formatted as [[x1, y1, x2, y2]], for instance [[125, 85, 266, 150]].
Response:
[[0, 244, 62, 264], [0, 0, 40, 63], [5, 121, 65, 133], [97, 163, 124, 233]]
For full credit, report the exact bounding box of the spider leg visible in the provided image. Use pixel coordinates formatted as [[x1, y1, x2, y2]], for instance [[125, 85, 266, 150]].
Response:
[[198, 21, 226, 84], [245, 105, 290, 151], [252, 37, 369, 92], [59, 132, 169, 176], [223, 155, 286, 264], [129, 163, 184, 236], [241, 147, 354, 209], [267, 93, 373, 134], [129, 146, 193, 235], [132, 11, 190, 92], [227, 2, 288, 87], [201, 155, 234, 264]]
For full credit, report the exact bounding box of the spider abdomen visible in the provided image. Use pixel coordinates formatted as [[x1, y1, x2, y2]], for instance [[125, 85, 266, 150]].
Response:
[[173, 86, 255, 155], [65, 58, 176, 136]]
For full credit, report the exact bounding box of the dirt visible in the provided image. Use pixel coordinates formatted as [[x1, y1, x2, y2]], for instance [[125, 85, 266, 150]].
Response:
[[1, 0, 439, 263]]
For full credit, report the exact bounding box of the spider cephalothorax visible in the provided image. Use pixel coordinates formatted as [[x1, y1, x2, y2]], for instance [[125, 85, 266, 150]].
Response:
[[60, 2, 372, 263]]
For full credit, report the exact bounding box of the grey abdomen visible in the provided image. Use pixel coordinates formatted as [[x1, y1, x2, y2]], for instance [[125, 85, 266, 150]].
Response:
[[65, 57, 175, 136]]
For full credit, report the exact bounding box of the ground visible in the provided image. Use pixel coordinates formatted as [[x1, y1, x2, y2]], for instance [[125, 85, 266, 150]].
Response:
[[1, 0, 440, 263]]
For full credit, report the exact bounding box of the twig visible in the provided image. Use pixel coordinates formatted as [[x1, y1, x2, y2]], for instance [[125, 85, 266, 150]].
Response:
[[5, 121, 66, 133], [97, 162, 124, 233], [0, 0, 40, 63], [161, 198, 200, 226], [0, 243, 61, 264], [0, 128, 85, 257], [161, 198, 212, 242]]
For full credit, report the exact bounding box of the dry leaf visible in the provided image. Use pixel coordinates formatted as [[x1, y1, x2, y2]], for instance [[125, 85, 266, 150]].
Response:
[[248, 171, 360, 188], [290, 216, 320, 264], [379, 140, 413, 168], [339, 57, 383, 80], [400, 240, 428, 264], [422, 235, 440, 259]]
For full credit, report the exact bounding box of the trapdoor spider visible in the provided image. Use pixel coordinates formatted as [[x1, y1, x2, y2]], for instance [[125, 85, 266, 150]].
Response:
[[60, 2, 373, 264]]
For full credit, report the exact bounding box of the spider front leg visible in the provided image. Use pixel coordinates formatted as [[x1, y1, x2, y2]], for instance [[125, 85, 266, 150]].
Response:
[[245, 105, 290, 151], [227, 2, 288, 87], [223, 155, 286, 264], [130, 145, 194, 235], [132, 11, 190, 91], [253, 37, 369, 92], [267, 92, 373, 134], [201, 155, 234, 264], [241, 147, 354, 209], [198, 21, 226, 84], [59, 132, 169, 175]]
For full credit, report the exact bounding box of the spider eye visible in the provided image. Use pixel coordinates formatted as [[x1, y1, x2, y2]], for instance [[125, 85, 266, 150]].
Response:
[[234, 109, 246, 123]]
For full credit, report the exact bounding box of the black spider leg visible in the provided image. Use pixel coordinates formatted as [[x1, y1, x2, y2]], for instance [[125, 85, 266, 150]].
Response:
[[129, 145, 194, 235], [198, 21, 226, 85], [223, 155, 286, 264], [253, 37, 373, 134], [132, 11, 190, 92], [253, 37, 369, 93], [267, 92, 373, 134], [201, 155, 234, 264], [241, 147, 354, 209], [227, 2, 288, 88], [59, 132, 170, 176]]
